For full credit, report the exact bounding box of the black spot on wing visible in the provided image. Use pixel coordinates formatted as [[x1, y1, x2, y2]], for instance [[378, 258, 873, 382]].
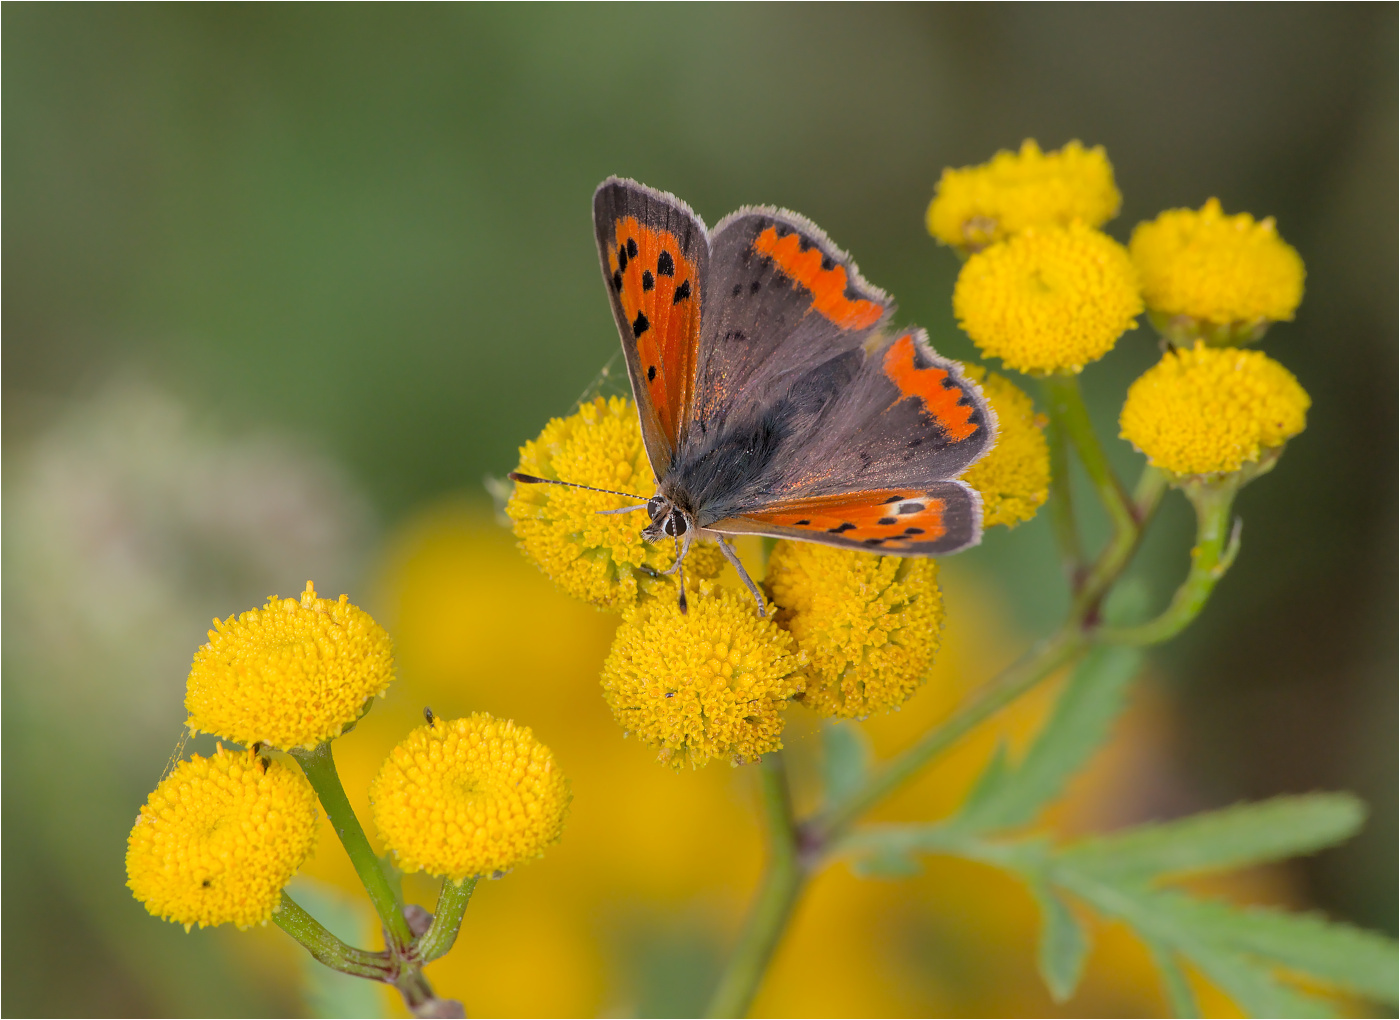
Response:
[[642, 270, 654, 291], [904, 527, 924, 535], [626, 237, 638, 258], [732, 283, 742, 297], [673, 279, 691, 304], [750, 279, 761, 293], [794, 519, 810, 526], [647, 365, 657, 381], [632, 312, 649, 338], [617, 245, 628, 272], [657, 250, 675, 276], [612, 270, 623, 292], [828, 522, 856, 534], [878, 517, 897, 526]]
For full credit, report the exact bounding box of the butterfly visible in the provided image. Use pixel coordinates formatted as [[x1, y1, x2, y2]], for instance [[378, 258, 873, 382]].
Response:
[[512, 177, 996, 615]]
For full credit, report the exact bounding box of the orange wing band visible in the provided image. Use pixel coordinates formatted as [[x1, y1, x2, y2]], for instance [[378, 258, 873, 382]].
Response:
[[607, 216, 702, 447], [745, 490, 947, 550], [882, 334, 978, 441], [752, 226, 883, 330]]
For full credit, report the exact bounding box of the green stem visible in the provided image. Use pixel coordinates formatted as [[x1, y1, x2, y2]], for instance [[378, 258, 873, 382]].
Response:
[[1041, 374, 1137, 603], [1075, 464, 1170, 619], [273, 893, 394, 980], [291, 743, 415, 952], [811, 626, 1088, 844], [1045, 415, 1086, 586], [417, 876, 479, 963], [1097, 480, 1240, 646], [705, 753, 805, 1018]]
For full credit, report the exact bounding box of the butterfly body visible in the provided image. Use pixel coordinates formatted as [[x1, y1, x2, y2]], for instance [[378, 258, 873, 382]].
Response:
[[584, 178, 996, 609]]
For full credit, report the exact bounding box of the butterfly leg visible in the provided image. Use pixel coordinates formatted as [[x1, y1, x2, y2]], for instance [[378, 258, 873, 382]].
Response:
[[717, 535, 766, 618]]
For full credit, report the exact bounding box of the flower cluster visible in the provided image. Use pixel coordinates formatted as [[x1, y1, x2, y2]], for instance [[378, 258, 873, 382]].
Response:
[[126, 746, 318, 930], [371, 714, 571, 882], [131, 583, 570, 934]]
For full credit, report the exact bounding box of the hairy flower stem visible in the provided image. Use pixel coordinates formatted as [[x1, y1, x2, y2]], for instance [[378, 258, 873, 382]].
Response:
[[291, 742, 415, 952], [1097, 479, 1240, 645], [417, 877, 479, 963], [273, 893, 394, 980], [812, 627, 1088, 843], [705, 753, 805, 1018]]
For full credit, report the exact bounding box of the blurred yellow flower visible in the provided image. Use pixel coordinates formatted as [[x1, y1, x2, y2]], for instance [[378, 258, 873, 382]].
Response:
[[126, 746, 318, 931], [766, 542, 943, 719], [957, 364, 1050, 528], [954, 223, 1143, 375], [1120, 342, 1310, 477], [370, 713, 570, 882], [600, 584, 803, 768], [506, 396, 724, 611], [185, 581, 394, 751], [927, 139, 1121, 251], [1130, 198, 1304, 342]]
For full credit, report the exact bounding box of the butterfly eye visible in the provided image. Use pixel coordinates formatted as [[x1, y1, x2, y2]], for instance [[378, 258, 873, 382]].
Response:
[[647, 496, 667, 519], [664, 510, 688, 537]]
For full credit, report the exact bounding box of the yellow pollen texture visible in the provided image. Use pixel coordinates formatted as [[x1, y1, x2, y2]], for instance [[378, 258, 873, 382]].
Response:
[[957, 364, 1050, 528], [600, 585, 804, 768], [1120, 342, 1310, 476], [185, 582, 394, 750], [126, 746, 318, 930], [507, 396, 723, 611], [370, 714, 570, 882], [766, 543, 943, 719], [1130, 198, 1305, 326], [954, 222, 1143, 375], [927, 139, 1121, 250]]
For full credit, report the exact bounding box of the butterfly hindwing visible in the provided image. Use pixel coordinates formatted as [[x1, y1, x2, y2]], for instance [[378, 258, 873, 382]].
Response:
[[593, 178, 709, 477], [711, 482, 982, 555], [690, 208, 894, 437]]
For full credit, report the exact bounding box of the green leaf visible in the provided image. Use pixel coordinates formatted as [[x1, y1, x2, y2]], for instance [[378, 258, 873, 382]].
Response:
[[821, 720, 871, 808], [1056, 877, 1335, 1019], [1145, 939, 1201, 1019], [1029, 879, 1090, 1002], [1152, 897, 1399, 1005], [850, 845, 924, 879], [955, 644, 1141, 831], [1060, 794, 1366, 883]]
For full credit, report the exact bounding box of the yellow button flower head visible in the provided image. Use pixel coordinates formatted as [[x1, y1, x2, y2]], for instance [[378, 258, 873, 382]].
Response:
[[126, 746, 319, 930], [186, 582, 394, 750], [954, 223, 1142, 375], [927, 140, 1121, 252], [765, 542, 943, 719], [956, 364, 1050, 528], [370, 713, 570, 882], [600, 585, 804, 768], [1120, 342, 1310, 477], [1130, 198, 1305, 344], [507, 396, 723, 611]]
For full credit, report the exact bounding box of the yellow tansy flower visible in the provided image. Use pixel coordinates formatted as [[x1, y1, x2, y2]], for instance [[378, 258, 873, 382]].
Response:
[[370, 713, 570, 882], [1130, 198, 1305, 343], [927, 139, 1121, 252], [1119, 342, 1310, 477], [957, 364, 1050, 528], [506, 396, 723, 611], [954, 223, 1143, 375], [186, 582, 394, 751], [600, 585, 804, 768], [766, 542, 943, 719], [126, 746, 319, 930]]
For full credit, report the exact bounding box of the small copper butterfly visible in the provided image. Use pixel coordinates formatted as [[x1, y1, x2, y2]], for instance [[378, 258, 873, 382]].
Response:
[[512, 178, 997, 614]]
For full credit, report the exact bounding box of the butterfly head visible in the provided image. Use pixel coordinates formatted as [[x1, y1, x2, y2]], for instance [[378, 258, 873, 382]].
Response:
[[643, 494, 690, 543]]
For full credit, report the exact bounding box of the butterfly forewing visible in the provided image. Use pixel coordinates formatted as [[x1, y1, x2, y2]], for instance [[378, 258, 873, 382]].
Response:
[[593, 179, 708, 477]]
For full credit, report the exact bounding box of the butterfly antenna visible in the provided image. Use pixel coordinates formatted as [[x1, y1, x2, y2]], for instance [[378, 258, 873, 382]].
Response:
[[507, 471, 646, 502]]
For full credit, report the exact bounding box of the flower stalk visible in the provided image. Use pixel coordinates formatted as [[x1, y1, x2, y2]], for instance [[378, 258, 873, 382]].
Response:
[[273, 893, 394, 980]]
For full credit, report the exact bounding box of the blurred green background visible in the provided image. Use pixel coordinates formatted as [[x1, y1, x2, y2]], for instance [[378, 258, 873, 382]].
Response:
[[4, 5, 1395, 1016]]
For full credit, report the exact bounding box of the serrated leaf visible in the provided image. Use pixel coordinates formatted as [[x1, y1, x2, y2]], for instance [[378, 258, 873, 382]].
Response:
[[1060, 794, 1366, 883], [1056, 877, 1335, 1019], [1030, 879, 1090, 1002], [821, 720, 872, 808], [1152, 896, 1399, 1005], [1145, 939, 1201, 1019], [954, 644, 1141, 832]]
